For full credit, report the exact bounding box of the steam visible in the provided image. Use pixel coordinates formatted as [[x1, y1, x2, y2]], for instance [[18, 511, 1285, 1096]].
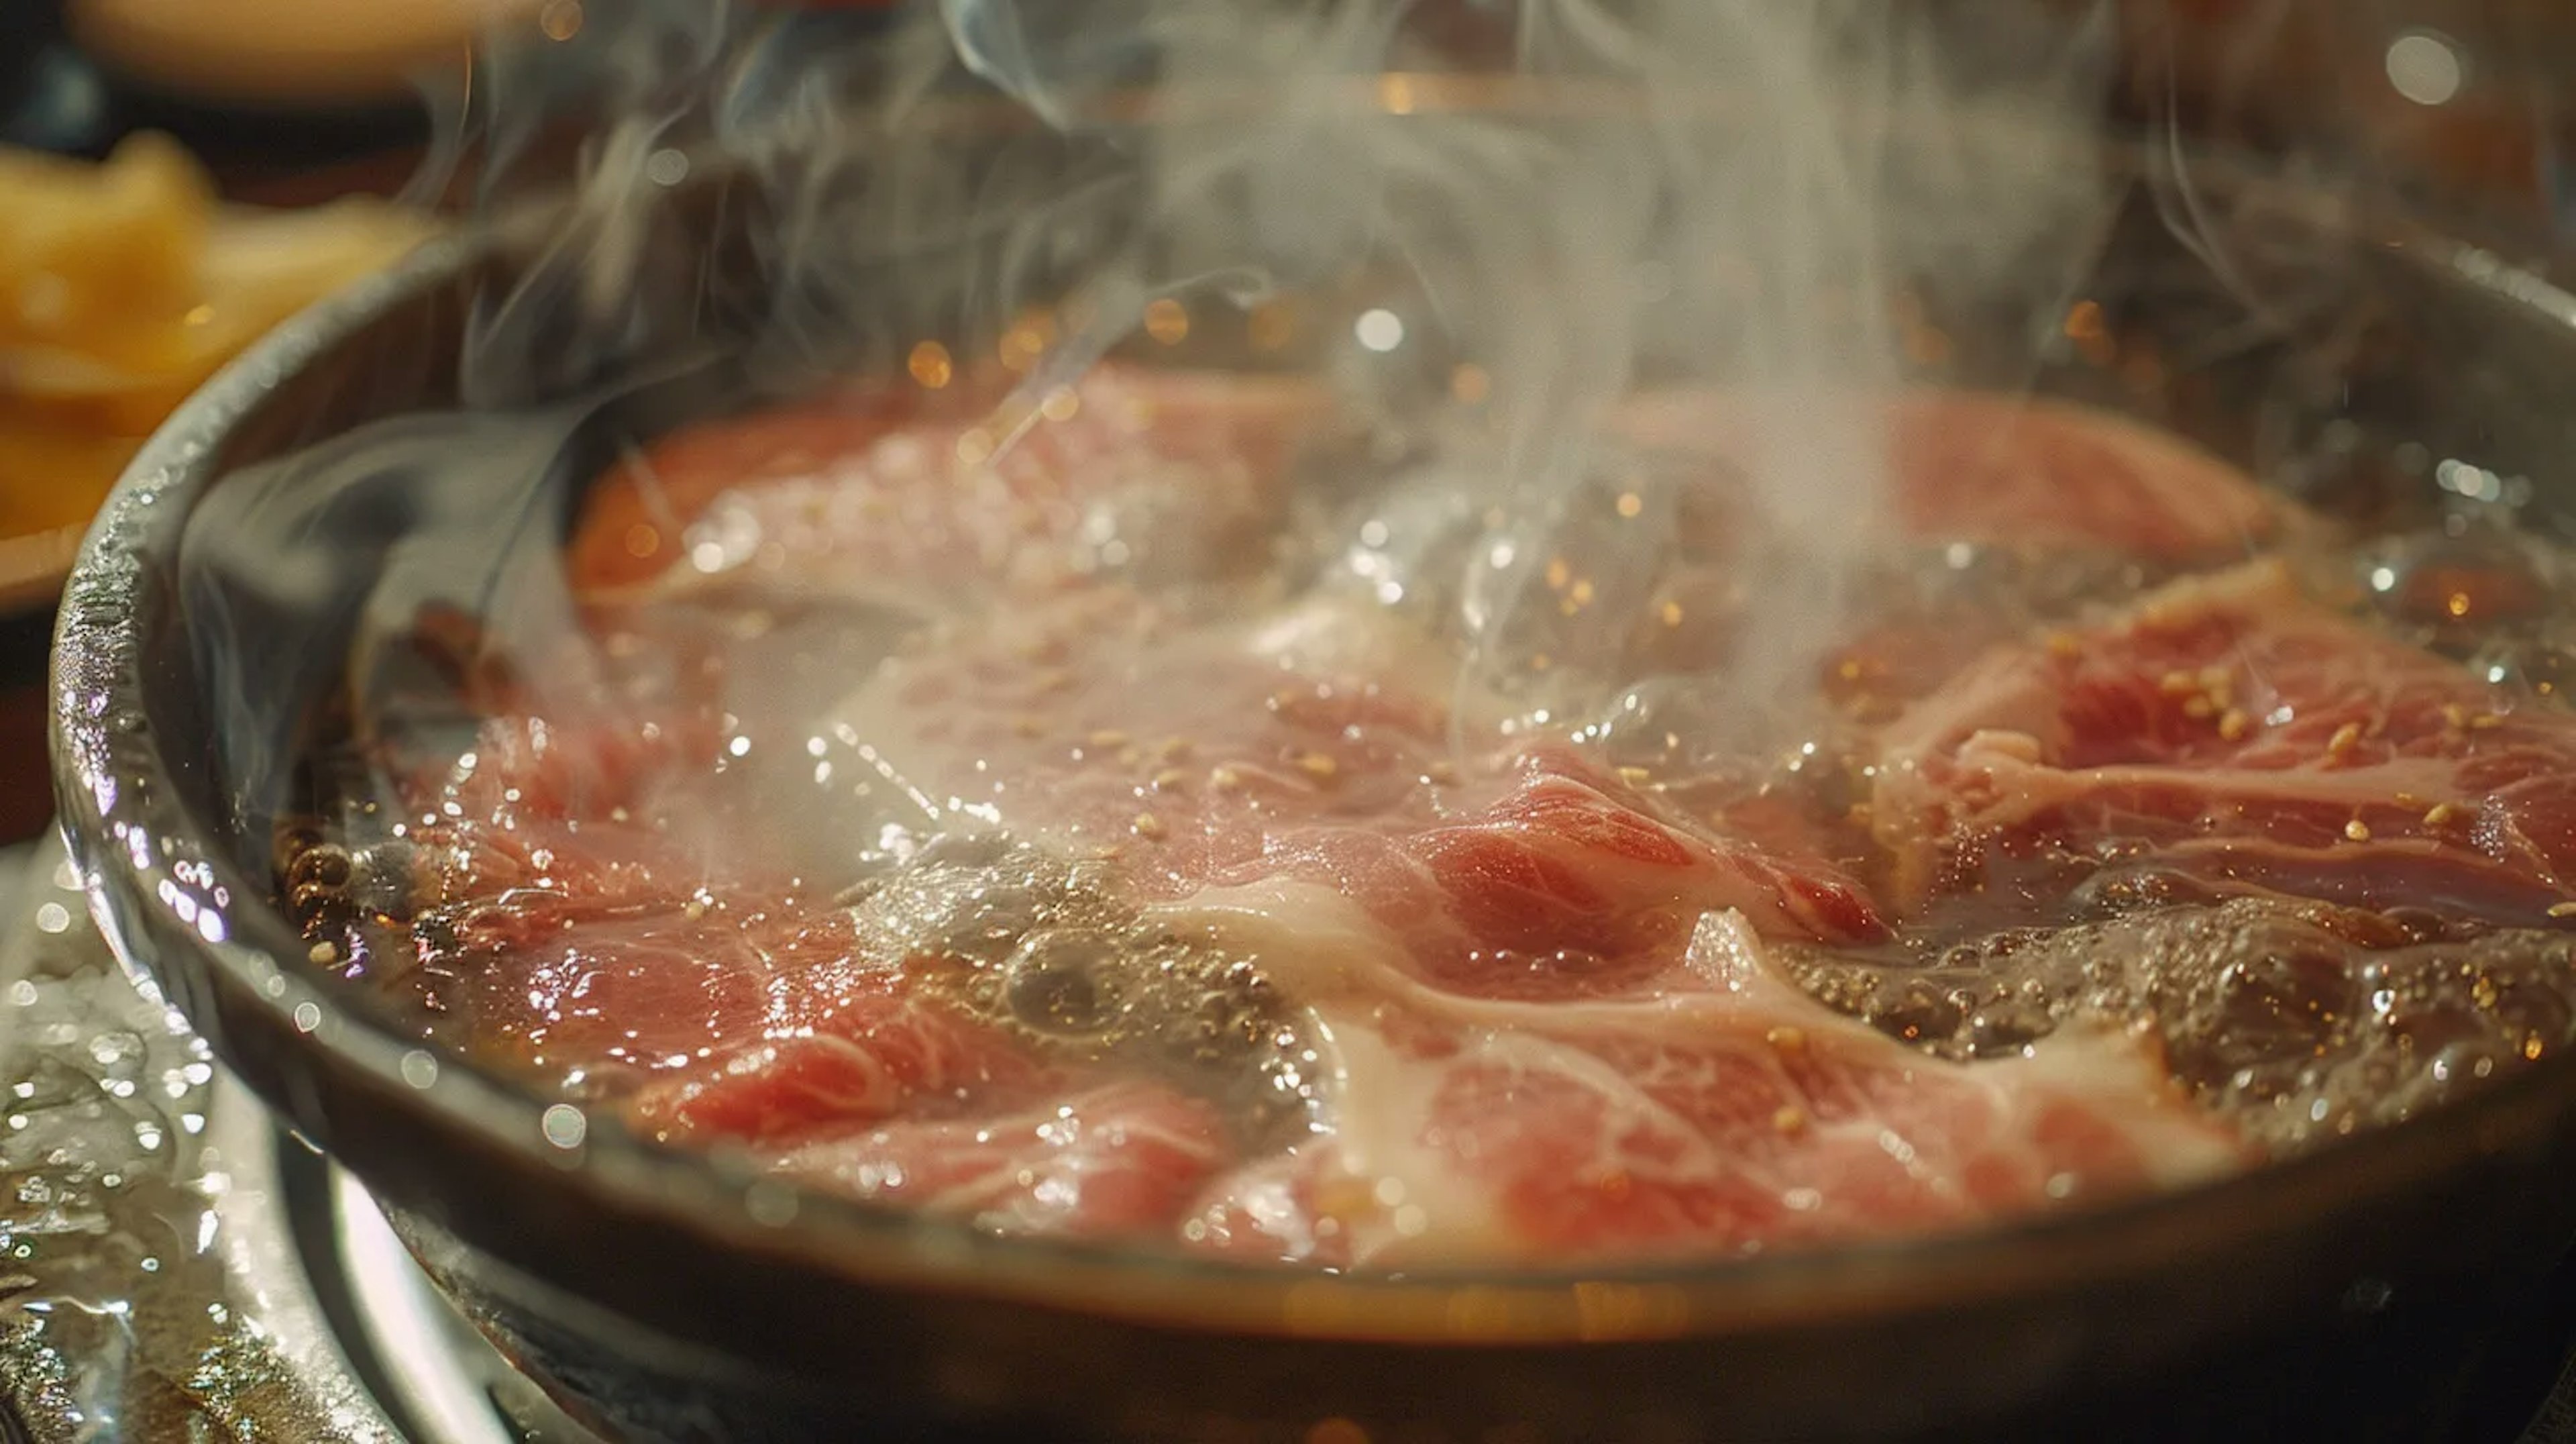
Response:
[[898, 0, 2121, 723], [180, 0, 2135, 868]]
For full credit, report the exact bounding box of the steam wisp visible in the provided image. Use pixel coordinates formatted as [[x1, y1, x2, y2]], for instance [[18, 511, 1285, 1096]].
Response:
[[182, 0, 2132, 881]]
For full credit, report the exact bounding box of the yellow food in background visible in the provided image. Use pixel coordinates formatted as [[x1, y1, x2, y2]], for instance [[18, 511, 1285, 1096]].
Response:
[[0, 134, 429, 539]]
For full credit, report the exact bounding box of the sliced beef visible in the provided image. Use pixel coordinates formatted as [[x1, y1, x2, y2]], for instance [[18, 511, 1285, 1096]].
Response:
[[387, 794, 1061, 1121], [361, 587, 1900, 1256], [802, 587, 1462, 896], [567, 364, 1324, 607], [1228, 747, 1884, 1002], [333, 375, 2551, 1267], [1490, 389, 2290, 729], [813, 586, 1884, 947], [376, 710, 1309, 1243], [1611, 388, 2280, 560], [771, 1080, 1230, 1241], [1179, 906, 2241, 1267], [1873, 560, 2576, 925]]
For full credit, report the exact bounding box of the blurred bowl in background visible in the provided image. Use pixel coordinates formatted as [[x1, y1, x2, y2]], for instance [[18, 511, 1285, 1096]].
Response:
[[66, 0, 530, 110]]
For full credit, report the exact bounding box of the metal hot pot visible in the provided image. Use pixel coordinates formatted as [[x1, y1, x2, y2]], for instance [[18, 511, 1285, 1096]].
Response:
[[48, 77, 2576, 1442]]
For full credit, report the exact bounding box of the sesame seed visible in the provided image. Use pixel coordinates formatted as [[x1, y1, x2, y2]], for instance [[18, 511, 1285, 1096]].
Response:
[[2197, 665, 2231, 690], [1766, 1025, 1805, 1051], [2159, 670, 2198, 697], [308, 941, 339, 965], [2182, 696, 2215, 719], [2471, 712, 2505, 730], [2344, 819, 2371, 842], [1210, 765, 1243, 792], [1294, 752, 1340, 781], [1426, 759, 1459, 785], [1152, 768, 1189, 792], [2218, 708, 2250, 741], [2442, 703, 2468, 731], [1157, 736, 1193, 762], [1131, 813, 1166, 841], [1089, 729, 1130, 750], [1615, 766, 1652, 787], [2327, 721, 2361, 758], [2551, 902, 2576, 919], [2045, 631, 2080, 658], [1772, 1105, 1809, 1135], [2424, 803, 2457, 828]]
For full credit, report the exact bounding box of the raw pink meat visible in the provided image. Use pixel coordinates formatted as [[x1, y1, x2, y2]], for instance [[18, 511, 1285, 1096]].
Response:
[[771, 1081, 1230, 1241], [1612, 389, 2280, 558], [822, 588, 1885, 950], [626, 982, 1062, 1145], [1873, 559, 2576, 923], [400, 794, 1059, 1129], [354, 385, 2329, 1262], [1177, 907, 2241, 1267], [567, 364, 1324, 605], [380, 710, 2234, 1263], [1238, 747, 1884, 1000], [818, 586, 1459, 896]]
